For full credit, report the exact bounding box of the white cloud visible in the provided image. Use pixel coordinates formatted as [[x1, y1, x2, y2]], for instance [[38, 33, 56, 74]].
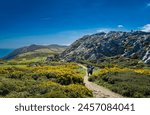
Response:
[[96, 28, 111, 33], [118, 25, 124, 28], [141, 24, 150, 32], [147, 3, 150, 7]]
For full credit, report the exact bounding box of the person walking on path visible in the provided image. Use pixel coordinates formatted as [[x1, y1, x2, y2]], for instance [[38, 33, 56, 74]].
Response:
[[87, 65, 94, 76]]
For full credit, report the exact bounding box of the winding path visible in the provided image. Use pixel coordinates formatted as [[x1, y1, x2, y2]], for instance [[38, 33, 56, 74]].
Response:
[[79, 64, 123, 98]]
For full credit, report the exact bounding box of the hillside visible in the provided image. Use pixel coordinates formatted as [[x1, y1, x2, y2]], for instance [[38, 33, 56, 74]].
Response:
[[3, 44, 67, 60], [0, 31, 150, 98], [61, 31, 150, 64]]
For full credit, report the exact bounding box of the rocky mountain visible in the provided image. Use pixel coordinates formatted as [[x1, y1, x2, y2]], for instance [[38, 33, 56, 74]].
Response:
[[3, 44, 67, 60], [61, 31, 150, 64]]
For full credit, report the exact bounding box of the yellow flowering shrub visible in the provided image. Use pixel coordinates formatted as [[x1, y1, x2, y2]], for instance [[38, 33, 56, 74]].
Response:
[[0, 63, 84, 85], [93, 67, 150, 77], [0, 62, 92, 98], [38, 81, 93, 98]]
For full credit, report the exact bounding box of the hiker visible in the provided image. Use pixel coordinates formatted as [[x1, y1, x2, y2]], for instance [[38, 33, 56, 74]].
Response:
[[87, 65, 94, 76]]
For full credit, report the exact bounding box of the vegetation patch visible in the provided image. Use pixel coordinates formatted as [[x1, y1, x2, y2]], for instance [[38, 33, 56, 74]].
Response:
[[89, 66, 150, 98], [0, 61, 92, 98]]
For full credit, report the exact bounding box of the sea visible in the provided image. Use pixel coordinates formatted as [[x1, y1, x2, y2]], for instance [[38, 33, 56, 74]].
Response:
[[0, 49, 14, 58]]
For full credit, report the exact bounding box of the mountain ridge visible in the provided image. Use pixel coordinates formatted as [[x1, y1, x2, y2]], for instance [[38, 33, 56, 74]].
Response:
[[61, 31, 150, 64], [3, 44, 67, 60]]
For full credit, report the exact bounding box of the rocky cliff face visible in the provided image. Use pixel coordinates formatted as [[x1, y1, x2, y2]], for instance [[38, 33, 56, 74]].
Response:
[[61, 31, 150, 64]]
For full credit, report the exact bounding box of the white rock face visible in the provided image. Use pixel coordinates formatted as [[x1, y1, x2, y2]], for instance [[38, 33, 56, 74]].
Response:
[[142, 48, 150, 64], [61, 31, 150, 64]]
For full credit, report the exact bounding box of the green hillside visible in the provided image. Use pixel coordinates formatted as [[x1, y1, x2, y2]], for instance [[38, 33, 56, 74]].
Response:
[[3, 44, 67, 60]]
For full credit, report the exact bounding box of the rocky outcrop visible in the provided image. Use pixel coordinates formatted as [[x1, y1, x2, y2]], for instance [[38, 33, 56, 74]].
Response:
[[61, 31, 150, 64]]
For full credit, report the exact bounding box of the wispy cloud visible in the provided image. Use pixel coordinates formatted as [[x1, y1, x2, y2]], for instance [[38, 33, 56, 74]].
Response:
[[96, 28, 112, 33], [96, 26, 127, 33], [141, 24, 150, 32], [118, 25, 124, 28], [147, 3, 150, 7]]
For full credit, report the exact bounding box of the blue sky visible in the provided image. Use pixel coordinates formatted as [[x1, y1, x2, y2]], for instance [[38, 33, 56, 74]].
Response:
[[0, 0, 150, 48]]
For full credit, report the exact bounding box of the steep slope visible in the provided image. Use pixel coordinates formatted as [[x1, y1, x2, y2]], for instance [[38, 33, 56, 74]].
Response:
[[3, 44, 67, 60], [61, 31, 150, 64]]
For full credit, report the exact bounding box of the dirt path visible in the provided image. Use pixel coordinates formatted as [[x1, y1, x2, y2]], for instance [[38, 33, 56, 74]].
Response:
[[79, 64, 123, 98]]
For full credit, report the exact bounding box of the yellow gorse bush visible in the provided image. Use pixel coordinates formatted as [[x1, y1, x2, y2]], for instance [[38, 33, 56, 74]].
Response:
[[0, 63, 84, 81], [134, 69, 150, 75], [32, 63, 83, 78], [94, 67, 150, 77], [0, 62, 93, 97]]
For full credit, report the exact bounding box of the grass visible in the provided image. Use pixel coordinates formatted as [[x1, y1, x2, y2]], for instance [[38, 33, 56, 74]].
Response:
[[88, 57, 150, 98], [1, 55, 150, 98], [92, 72, 150, 98], [79, 56, 150, 69]]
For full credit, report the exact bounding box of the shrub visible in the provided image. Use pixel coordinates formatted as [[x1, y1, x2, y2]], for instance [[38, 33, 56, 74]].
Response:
[[45, 73, 57, 79], [8, 72, 24, 79], [133, 92, 143, 98], [6, 91, 30, 98], [107, 77, 115, 84], [32, 74, 39, 80], [0, 62, 92, 98], [43, 91, 68, 98], [92, 70, 150, 98], [57, 75, 72, 85], [88, 76, 97, 82], [0, 82, 14, 96], [65, 84, 93, 98], [88, 77, 94, 82], [0, 85, 10, 96]]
